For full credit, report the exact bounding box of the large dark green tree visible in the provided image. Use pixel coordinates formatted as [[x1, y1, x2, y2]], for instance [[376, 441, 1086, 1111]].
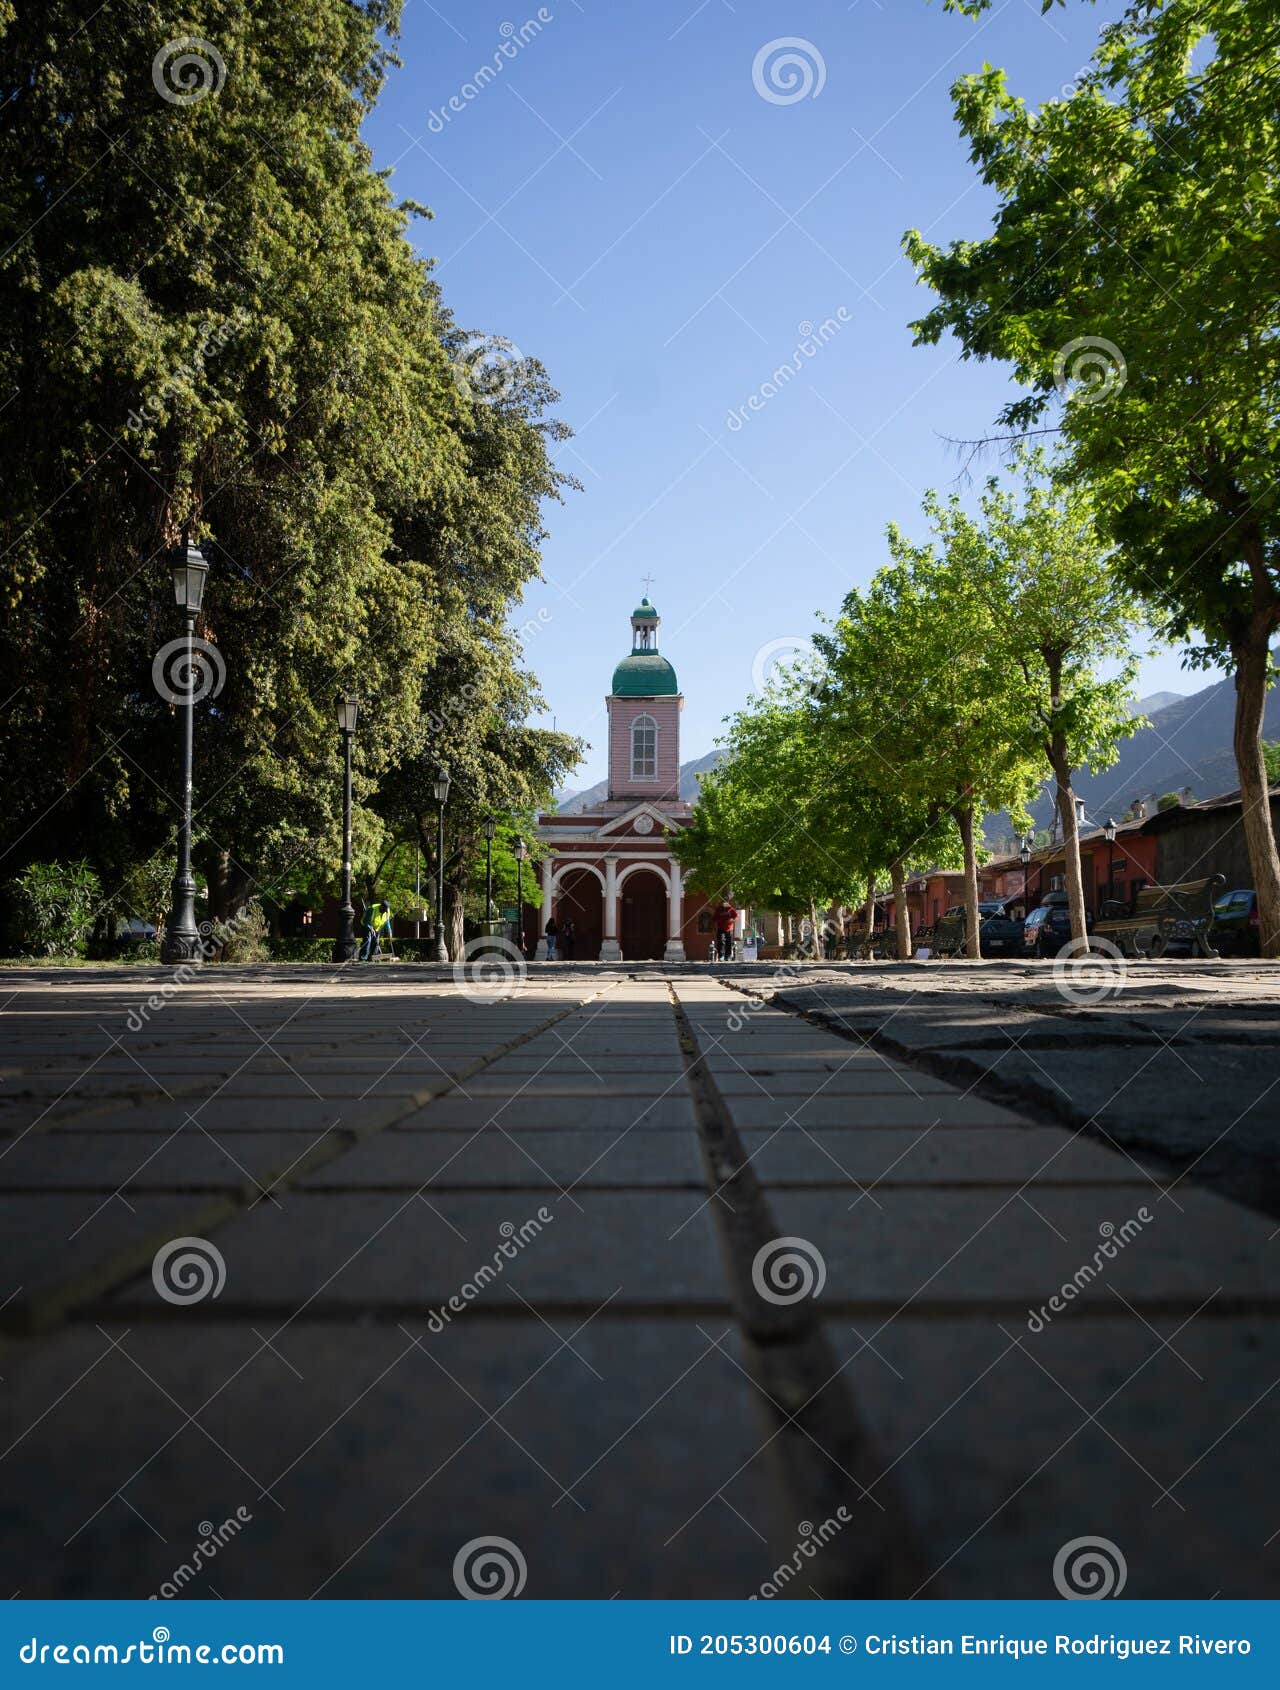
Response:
[[910, 0, 1280, 952], [0, 1, 576, 931]]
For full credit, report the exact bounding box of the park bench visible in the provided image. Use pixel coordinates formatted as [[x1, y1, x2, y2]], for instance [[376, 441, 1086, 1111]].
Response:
[[1094, 874, 1225, 960]]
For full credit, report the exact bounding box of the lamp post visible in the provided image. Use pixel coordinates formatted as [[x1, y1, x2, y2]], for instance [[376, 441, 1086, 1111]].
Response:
[[1103, 816, 1118, 905], [1020, 833, 1033, 912], [332, 694, 359, 963], [483, 813, 497, 920], [161, 535, 209, 965], [433, 765, 451, 962], [513, 835, 527, 953]]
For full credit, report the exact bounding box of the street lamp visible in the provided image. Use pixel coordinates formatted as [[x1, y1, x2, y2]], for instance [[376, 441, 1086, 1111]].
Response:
[[513, 835, 528, 953], [1019, 832, 1033, 911], [161, 535, 209, 965], [483, 813, 497, 920], [1104, 816, 1118, 843], [332, 694, 359, 962], [433, 765, 451, 962]]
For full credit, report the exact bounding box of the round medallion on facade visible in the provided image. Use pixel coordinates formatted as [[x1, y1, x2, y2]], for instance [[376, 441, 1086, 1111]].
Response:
[[633, 814, 654, 835]]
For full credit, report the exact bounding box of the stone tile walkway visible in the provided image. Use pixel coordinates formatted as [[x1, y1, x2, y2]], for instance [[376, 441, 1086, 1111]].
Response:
[[0, 960, 1276, 1599]]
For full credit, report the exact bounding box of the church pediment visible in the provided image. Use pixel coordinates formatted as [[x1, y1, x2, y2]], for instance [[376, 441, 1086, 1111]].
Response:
[[597, 802, 683, 838]]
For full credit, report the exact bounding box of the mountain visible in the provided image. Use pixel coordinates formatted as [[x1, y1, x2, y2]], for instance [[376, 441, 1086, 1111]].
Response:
[[1132, 690, 1184, 716], [986, 656, 1280, 845], [556, 748, 724, 814]]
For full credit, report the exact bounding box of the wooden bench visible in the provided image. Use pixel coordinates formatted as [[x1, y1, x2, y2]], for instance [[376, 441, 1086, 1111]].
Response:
[[1094, 875, 1225, 959]]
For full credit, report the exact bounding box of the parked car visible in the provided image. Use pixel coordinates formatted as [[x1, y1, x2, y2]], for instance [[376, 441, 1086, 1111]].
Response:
[[934, 899, 1025, 958], [116, 917, 158, 943], [1209, 888, 1260, 957], [1022, 892, 1094, 958]]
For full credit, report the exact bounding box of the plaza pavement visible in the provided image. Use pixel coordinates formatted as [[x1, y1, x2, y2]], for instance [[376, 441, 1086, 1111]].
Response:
[[0, 958, 1276, 1600]]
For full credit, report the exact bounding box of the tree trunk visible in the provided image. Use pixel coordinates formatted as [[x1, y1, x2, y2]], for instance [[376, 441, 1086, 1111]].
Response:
[[1232, 624, 1280, 958], [865, 877, 877, 936], [1049, 737, 1089, 947], [444, 882, 465, 961], [891, 858, 912, 961], [957, 800, 981, 960], [807, 896, 820, 959]]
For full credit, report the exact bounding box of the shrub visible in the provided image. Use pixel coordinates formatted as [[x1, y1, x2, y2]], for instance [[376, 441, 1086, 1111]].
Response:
[[5, 860, 102, 957], [217, 898, 271, 964], [268, 938, 332, 962]]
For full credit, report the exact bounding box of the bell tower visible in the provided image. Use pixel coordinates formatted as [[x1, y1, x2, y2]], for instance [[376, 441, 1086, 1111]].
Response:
[[606, 598, 682, 804]]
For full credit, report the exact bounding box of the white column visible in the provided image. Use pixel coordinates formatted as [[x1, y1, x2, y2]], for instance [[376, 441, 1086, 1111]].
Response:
[[535, 857, 554, 960], [663, 859, 686, 962], [600, 856, 622, 961]]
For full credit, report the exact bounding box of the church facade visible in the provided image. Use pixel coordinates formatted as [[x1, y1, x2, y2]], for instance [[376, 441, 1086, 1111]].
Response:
[[534, 599, 710, 961]]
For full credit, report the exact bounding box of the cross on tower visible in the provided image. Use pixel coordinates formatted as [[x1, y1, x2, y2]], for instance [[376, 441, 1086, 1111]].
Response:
[[641, 573, 656, 596]]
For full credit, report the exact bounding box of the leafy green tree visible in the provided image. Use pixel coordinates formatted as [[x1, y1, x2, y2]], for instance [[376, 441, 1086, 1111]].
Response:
[[0, 1, 574, 936], [877, 496, 1041, 956], [674, 678, 863, 934], [909, 0, 1280, 952]]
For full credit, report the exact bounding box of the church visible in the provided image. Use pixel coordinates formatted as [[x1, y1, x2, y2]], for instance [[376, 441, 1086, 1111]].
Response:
[[533, 598, 712, 960]]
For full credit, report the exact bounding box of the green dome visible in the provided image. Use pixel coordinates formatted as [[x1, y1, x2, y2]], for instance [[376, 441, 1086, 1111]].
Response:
[[611, 652, 679, 696], [632, 598, 659, 619]]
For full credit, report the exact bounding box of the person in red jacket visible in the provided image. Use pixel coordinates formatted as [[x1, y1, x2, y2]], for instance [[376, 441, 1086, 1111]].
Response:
[[714, 900, 738, 961]]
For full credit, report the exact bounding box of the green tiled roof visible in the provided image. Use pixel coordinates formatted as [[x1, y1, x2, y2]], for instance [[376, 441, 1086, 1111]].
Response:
[[611, 653, 678, 696], [631, 599, 659, 619]]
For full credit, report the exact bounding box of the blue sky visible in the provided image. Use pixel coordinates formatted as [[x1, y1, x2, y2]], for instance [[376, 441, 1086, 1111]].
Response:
[[365, 0, 1210, 789]]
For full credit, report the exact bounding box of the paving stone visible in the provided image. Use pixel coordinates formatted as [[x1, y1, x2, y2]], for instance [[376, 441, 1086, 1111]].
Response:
[[826, 1315, 1280, 1597], [0, 1317, 779, 1598], [393, 1094, 698, 1132], [738, 1127, 1154, 1187], [111, 1190, 729, 1311], [300, 1129, 704, 1189], [0, 1131, 342, 1193], [724, 1092, 1029, 1129], [0, 1194, 237, 1330], [762, 1186, 1276, 1309], [31, 1097, 406, 1134]]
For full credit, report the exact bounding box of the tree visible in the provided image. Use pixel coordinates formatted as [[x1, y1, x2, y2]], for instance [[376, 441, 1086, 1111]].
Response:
[[908, 0, 1280, 952], [877, 495, 1042, 956], [673, 674, 864, 937], [0, 1, 574, 934], [969, 460, 1145, 945]]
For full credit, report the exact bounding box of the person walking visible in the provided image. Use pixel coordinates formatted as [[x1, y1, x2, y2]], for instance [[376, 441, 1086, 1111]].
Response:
[[359, 898, 378, 962], [561, 919, 575, 960], [714, 900, 738, 962], [544, 916, 559, 961]]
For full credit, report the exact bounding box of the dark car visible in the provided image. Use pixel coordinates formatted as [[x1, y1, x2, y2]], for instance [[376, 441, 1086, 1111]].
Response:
[[934, 899, 1025, 958], [1023, 893, 1094, 958], [1210, 889, 1260, 957]]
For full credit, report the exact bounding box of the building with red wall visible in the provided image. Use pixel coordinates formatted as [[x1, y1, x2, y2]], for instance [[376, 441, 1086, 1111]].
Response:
[[532, 599, 711, 960]]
